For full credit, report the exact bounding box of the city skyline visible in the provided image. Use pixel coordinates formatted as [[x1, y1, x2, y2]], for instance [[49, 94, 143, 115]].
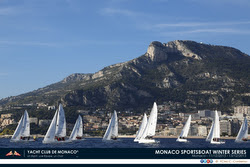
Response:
[[1, 0, 250, 99]]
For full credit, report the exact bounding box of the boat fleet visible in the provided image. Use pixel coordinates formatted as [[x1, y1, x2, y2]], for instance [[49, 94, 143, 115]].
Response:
[[10, 102, 248, 144]]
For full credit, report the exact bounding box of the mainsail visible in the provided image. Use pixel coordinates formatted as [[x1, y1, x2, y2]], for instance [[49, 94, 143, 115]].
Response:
[[206, 121, 214, 142], [55, 104, 66, 137], [11, 110, 30, 141], [69, 115, 83, 140], [235, 117, 248, 142], [134, 113, 147, 142], [43, 109, 58, 143], [139, 102, 158, 141], [103, 111, 118, 140], [209, 110, 224, 144], [179, 115, 191, 138], [43, 103, 67, 143], [212, 110, 220, 139]]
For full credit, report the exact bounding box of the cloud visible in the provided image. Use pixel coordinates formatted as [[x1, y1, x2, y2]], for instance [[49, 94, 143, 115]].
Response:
[[191, 0, 250, 7], [145, 20, 250, 36], [161, 28, 250, 36], [99, 7, 151, 19], [100, 7, 140, 17], [152, 21, 250, 29]]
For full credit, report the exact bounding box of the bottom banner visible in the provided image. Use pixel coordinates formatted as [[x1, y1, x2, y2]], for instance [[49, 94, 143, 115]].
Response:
[[0, 159, 249, 164], [0, 148, 249, 159]]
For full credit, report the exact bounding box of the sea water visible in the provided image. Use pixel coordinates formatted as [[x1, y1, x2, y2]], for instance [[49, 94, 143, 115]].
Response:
[[0, 138, 250, 148]]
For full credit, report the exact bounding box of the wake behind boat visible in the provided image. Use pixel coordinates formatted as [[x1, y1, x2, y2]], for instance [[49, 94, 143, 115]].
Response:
[[103, 111, 118, 141], [138, 102, 158, 144], [69, 115, 84, 141], [10, 110, 35, 142], [235, 117, 248, 143], [43, 104, 70, 144], [176, 115, 191, 142]]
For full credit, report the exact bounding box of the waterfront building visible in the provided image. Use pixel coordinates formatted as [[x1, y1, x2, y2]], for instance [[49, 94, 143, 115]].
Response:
[[38, 119, 51, 126], [30, 117, 38, 125], [229, 118, 241, 136], [189, 124, 198, 136], [234, 106, 250, 120], [220, 120, 231, 136], [198, 125, 207, 136]]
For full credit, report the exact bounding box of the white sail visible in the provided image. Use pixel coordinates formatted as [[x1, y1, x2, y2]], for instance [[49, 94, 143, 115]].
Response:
[[235, 117, 248, 142], [55, 104, 66, 137], [21, 110, 30, 137], [11, 110, 30, 141], [11, 115, 24, 140], [210, 110, 224, 144], [179, 115, 191, 138], [139, 102, 158, 143], [111, 111, 118, 138], [103, 111, 118, 140], [69, 115, 83, 140], [213, 110, 220, 139], [77, 115, 83, 137], [206, 122, 214, 142], [134, 113, 148, 142], [43, 109, 58, 143]]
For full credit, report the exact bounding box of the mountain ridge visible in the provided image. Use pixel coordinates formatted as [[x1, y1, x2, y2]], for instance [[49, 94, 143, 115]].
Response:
[[0, 40, 249, 113]]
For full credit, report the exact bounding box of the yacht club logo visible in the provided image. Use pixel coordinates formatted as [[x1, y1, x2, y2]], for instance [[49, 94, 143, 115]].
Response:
[[6, 151, 21, 157]]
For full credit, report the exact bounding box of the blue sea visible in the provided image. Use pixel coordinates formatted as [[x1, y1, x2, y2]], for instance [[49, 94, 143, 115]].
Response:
[[1, 138, 250, 148]]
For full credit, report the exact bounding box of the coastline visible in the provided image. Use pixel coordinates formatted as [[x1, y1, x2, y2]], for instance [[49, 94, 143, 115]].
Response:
[[118, 135, 236, 140], [0, 135, 236, 140]]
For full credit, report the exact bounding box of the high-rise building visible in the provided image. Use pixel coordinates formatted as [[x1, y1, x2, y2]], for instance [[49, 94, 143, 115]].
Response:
[[189, 124, 198, 136], [220, 120, 231, 136], [198, 110, 221, 118], [234, 106, 250, 120], [229, 118, 241, 136]]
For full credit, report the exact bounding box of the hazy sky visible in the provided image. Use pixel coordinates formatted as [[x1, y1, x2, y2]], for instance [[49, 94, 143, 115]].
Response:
[[0, 0, 250, 99]]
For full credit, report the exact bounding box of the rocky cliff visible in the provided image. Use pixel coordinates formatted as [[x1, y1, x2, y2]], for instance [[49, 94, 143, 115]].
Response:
[[0, 40, 249, 112]]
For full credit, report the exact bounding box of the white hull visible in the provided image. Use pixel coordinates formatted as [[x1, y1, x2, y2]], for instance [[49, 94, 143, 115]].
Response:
[[176, 138, 188, 142], [138, 139, 156, 143], [210, 140, 225, 144], [134, 139, 139, 142]]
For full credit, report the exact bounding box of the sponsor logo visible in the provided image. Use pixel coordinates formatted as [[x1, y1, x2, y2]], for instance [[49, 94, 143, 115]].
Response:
[[200, 159, 213, 164], [6, 151, 21, 157]]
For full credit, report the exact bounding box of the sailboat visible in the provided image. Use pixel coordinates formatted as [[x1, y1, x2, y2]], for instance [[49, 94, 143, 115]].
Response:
[[69, 115, 83, 141], [11, 110, 34, 142], [43, 104, 69, 143], [134, 113, 148, 142], [138, 102, 158, 144], [176, 115, 191, 142], [206, 121, 214, 142], [207, 110, 225, 144], [103, 111, 118, 140], [235, 117, 248, 143]]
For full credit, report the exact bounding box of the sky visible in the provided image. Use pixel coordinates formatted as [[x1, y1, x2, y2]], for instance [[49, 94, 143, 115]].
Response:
[[0, 0, 250, 99]]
